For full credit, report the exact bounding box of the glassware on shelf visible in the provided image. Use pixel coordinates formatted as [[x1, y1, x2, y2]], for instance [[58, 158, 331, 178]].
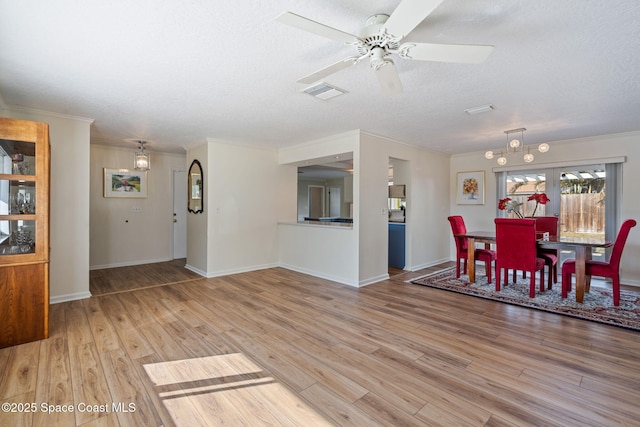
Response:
[[10, 191, 36, 214], [0, 221, 36, 255]]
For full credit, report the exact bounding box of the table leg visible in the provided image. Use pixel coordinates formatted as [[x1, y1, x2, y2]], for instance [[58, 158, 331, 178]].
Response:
[[468, 237, 476, 283]]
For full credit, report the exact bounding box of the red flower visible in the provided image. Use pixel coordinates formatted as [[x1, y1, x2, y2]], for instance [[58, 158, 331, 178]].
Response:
[[528, 193, 550, 205], [528, 192, 549, 217], [498, 197, 523, 218], [498, 198, 511, 210]]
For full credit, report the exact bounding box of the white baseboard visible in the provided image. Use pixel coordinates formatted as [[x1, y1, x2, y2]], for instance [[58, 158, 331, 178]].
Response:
[[359, 273, 390, 287], [279, 263, 359, 287], [408, 257, 452, 272], [184, 264, 207, 277], [89, 257, 172, 270], [185, 262, 281, 279], [50, 291, 92, 304]]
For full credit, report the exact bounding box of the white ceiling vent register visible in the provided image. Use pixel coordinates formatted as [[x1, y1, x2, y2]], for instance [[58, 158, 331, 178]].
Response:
[[302, 82, 347, 100]]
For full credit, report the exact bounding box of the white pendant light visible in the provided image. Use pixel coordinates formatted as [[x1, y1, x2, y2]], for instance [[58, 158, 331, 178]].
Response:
[[484, 127, 550, 165], [134, 140, 150, 171]]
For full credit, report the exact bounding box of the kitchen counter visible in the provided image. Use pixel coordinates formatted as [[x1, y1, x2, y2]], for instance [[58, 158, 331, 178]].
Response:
[[303, 217, 353, 223]]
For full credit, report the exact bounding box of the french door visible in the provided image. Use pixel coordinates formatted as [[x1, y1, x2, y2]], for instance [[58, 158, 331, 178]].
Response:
[[503, 163, 613, 265]]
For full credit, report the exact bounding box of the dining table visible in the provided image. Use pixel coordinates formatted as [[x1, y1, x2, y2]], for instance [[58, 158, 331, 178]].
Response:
[[458, 231, 612, 303]]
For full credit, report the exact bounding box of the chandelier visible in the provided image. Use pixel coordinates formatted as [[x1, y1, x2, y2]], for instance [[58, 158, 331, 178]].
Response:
[[134, 140, 150, 171], [484, 128, 549, 165]]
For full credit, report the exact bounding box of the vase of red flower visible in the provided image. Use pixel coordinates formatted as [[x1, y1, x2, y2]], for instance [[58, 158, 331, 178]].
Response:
[[498, 193, 549, 218]]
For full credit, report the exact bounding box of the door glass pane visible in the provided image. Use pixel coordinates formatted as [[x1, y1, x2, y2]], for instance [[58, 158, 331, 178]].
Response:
[[560, 167, 606, 263], [505, 172, 547, 217], [559, 168, 605, 240]]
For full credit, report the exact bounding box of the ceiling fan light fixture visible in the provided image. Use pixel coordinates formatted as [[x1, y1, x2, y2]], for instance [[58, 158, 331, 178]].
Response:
[[278, 2, 494, 96], [370, 47, 390, 70]]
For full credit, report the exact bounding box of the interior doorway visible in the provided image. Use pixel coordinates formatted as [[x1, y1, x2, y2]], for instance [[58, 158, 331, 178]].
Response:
[[388, 158, 409, 274], [308, 185, 325, 218], [328, 186, 341, 217], [172, 170, 187, 259]]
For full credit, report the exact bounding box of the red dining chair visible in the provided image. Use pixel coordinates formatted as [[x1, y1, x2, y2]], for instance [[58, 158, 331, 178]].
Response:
[[534, 216, 559, 288], [495, 218, 546, 298], [562, 219, 636, 306], [448, 216, 496, 283]]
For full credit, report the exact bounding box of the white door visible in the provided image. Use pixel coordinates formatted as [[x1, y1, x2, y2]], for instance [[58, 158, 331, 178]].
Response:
[[173, 170, 187, 259], [329, 186, 341, 217], [308, 185, 324, 218]]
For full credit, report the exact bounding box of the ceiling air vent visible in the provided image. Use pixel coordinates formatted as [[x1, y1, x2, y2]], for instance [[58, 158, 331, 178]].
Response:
[[302, 82, 347, 100]]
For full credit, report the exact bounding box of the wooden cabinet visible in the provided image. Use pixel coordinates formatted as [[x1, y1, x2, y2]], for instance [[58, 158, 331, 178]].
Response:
[[388, 223, 405, 269], [0, 117, 50, 348]]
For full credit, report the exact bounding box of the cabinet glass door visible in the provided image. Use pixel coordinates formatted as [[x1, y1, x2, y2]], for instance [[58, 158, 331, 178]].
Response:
[[0, 138, 37, 256]]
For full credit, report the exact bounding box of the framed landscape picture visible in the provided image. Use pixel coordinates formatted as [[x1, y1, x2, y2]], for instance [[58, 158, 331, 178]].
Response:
[[456, 171, 484, 205], [104, 168, 148, 198]]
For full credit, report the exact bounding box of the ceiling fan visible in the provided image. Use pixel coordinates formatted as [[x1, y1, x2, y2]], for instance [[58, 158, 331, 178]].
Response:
[[276, 0, 494, 95]]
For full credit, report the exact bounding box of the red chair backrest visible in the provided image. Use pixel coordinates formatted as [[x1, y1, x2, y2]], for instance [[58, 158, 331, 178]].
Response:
[[608, 219, 637, 269], [495, 218, 539, 271], [533, 216, 558, 237], [448, 216, 468, 255]]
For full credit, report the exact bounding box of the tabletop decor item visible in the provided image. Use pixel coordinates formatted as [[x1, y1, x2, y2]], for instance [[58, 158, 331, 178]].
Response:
[[498, 192, 549, 218], [498, 197, 523, 218]]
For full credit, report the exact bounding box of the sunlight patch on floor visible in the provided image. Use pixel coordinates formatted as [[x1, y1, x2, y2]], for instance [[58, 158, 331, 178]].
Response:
[[143, 353, 333, 426]]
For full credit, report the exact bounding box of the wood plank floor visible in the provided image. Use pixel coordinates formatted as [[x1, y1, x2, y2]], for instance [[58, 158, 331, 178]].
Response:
[[2, 261, 640, 426]]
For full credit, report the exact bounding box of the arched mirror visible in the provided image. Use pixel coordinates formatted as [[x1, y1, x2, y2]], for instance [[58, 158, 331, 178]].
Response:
[[188, 159, 203, 213]]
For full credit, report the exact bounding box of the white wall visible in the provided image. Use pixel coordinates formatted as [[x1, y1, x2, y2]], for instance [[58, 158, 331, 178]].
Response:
[[358, 133, 393, 284], [2, 107, 92, 302], [186, 143, 209, 275], [450, 131, 640, 286], [279, 130, 451, 287], [199, 139, 285, 277], [278, 131, 360, 285], [279, 223, 358, 285], [90, 144, 187, 269], [387, 141, 451, 271], [358, 132, 451, 283]]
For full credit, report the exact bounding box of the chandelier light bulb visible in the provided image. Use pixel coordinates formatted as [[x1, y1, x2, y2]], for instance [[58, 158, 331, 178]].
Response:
[[509, 138, 521, 149], [524, 152, 535, 163], [538, 142, 550, 153], [485, 151, 494, 159], [497, 156, 507, 166]]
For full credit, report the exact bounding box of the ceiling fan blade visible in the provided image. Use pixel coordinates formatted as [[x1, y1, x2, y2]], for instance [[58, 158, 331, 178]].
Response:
[[383, 0, 445, 38], [375, 61, 403, 95], [276, 12, 360, 44], [399, 42, 494, 64], [297, 57, 359, 84]]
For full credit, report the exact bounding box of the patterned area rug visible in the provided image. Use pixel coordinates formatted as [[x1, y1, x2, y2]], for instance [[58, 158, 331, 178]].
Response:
[[409, 267, 640, 331]]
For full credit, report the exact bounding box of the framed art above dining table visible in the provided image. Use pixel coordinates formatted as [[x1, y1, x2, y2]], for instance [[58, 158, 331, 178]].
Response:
[[456, 171, 485, 205]]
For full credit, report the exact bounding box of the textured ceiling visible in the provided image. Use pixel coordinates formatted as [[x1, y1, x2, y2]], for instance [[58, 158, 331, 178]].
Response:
[[1, 0, 639, 155]]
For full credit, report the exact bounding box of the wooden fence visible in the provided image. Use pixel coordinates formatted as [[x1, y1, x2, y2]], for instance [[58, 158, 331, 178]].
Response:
[[507, 193, 605, 233]]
